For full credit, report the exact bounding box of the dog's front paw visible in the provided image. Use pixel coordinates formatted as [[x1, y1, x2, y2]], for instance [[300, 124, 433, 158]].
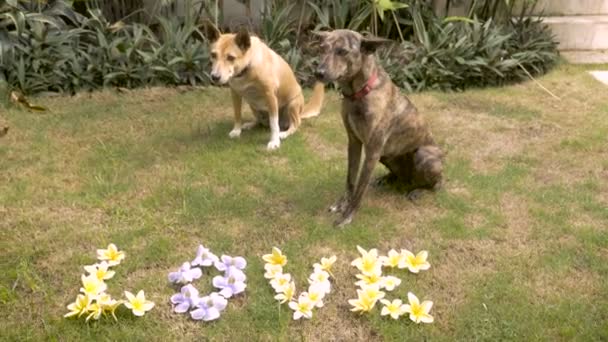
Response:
[[278, 131, 289, 140], [333, 213, 353, 228], [228, 129, 242, 138], [328, 196, 348, 213], [266, 139, 281, 150]]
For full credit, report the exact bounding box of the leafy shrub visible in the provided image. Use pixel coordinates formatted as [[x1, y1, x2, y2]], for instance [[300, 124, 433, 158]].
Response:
[[378, 5, 558, 92], [0, 1, 210, 94], [0, 0, 557, 95]]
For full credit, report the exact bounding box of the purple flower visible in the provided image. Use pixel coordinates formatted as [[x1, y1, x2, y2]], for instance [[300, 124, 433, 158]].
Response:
[[192, 245, 219, 267], [214, 255, 247, 275], [190, 292, 228, 321], [212, 271, 247, 298], [168, 262, 202, 284], [170, 284, 201, 313]]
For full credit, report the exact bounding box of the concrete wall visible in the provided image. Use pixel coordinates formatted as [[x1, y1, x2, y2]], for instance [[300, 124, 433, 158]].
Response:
[[525, 0, 608, 16], [433, 0, 608, 17]]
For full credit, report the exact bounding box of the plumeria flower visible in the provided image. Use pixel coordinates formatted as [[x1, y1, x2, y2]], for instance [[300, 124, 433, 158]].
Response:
[[308, 270, 331, 294], [313, 255, 337, 276], [83, 261, 115, 281], [380, 299, 407, 320], [306, 283, 327, 308], [351, 246, 382, 276], [355, 271, 384, 288], [191, 245, 219, 267], [264, 264, 283, 279], [270, 273, 292, 293], [86, 301, 103, 322], [97, 293, 123, 321], [214, 255, 247, 275], [379, 249, 402, 268], [274, 281, 296, 304], [404, 292, 434, 324], [170, 284, 201, 313], [124, 290, 155, 317], [96, 243, 125, 266], [288, 294, 314, 320], [348, 285, 385, 313], [168, 262, 203, 284], [190, 292, 228, 321], [348, 295, 376, 314], [380, 276, 402, 292], [64, 294, 92, 318], [399, 249, 431, 273], [262, 247, 287, 267], [212, 271, 247, 298], [80, 274, 107, 298]]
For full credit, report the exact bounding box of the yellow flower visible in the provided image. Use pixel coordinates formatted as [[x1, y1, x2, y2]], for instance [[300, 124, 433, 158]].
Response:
[[86, 302, 103, 322], [379, 249, 402, 268], [351, 246, 382, 276], [96, 243, 125, 266], [306, 283, 327, 308], [64, 294, 92, 318], [80, 274, 107, 298], [348, 284, 385, 313], [404, 292, 434, 324], [270, 273, 292, 293], [355, 270, 383, 288], [288, 294, 314, 320], [313, 255, 337, 276], [124, 290, 155, 317], [98, 293, 123, 321], [263, 264, 283, 279], [84, 261, 115, 281], [399, 249, 431, 273], [380, 299, 407, 320], [380, 275, 402, 292], [274, 281, 296, 304], [262, 247, 287, 267]]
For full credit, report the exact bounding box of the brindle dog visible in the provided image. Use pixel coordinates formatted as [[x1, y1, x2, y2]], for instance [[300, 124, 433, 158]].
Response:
[[314, 29, 444, 227]]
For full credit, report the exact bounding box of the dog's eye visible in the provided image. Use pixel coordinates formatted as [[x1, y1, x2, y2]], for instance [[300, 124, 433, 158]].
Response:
[[335, 48, 348, 56], [210, 52, 217, 59], [227, 55, 236, 62]]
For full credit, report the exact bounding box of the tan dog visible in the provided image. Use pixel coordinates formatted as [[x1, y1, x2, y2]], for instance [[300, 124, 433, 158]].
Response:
[[202, 23, 325, 150], [314, 30, 444, 227]]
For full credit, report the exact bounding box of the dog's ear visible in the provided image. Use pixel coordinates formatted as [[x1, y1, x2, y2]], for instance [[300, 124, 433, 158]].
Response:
[[311, 30, 330, 40], [235, 27, 251, 51], [360, 36, 392, 54], [197, 20, 221, 43]]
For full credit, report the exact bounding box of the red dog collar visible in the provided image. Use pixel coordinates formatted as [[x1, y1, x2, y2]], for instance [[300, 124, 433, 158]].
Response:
[[343, 71, 378, 100]]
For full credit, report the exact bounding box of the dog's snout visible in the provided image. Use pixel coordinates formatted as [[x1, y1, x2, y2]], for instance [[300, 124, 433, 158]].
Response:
[[315, 67, 327, 80], [211, 73, 221, 82]]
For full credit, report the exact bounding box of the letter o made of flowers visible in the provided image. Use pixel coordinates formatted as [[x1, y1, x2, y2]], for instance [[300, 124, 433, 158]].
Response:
[[168, 244, 247, 321]]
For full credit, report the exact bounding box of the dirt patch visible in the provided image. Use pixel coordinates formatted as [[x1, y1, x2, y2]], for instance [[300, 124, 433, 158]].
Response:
[[499, 193, 533, 249], [302, 131, 342, 161], [431, 108, 527, 172], [531, 268, 602, 302]]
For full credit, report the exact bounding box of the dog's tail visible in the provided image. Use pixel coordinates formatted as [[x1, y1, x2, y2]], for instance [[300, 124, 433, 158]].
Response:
[[300, 81, 325, 119]]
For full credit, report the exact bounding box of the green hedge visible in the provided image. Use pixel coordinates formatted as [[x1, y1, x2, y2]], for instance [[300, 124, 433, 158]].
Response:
[[0, 0, 558, 95]]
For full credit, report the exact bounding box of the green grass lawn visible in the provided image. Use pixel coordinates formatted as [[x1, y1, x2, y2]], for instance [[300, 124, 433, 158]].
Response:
[[1, 63, 607, 341]]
